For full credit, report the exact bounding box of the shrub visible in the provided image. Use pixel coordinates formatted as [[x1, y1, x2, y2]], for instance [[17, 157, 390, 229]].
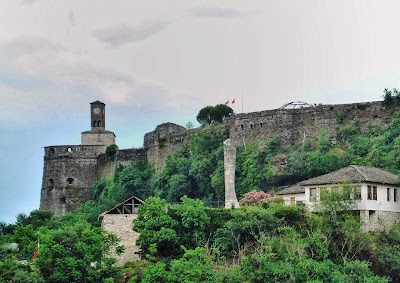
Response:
[[239, 190, 271, 206]]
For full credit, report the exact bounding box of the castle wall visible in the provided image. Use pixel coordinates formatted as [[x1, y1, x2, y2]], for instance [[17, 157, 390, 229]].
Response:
[[144, 123, 188, 171], [97, 148, 147, 179], [41, 101, 398, 216], [40, 145, 105, 216], [229, 102, 394, 147]]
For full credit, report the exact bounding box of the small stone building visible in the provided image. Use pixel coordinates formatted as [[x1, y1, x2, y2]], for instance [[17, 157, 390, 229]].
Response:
[[99, 196, 144, 265], [277, 165, 400, 231]]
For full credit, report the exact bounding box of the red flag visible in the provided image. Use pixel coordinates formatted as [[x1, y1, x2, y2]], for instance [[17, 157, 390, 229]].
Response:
[[232, 99, 235, 104]]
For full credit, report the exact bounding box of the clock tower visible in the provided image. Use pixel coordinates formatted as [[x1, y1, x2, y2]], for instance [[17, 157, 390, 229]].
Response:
[[81, 100, 116, 146], [91, 100, 105, 130]]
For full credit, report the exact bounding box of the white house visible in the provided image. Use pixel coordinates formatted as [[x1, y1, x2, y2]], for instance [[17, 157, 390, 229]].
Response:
[[276, 185, 306, 206], [277, 165, 400, 231]]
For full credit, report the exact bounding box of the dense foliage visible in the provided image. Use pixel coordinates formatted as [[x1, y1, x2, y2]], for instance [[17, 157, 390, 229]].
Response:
[[0, 210, 122, 283], [131, 194, 390, 283]]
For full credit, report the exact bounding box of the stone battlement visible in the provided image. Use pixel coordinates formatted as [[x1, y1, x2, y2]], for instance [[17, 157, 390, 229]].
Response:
[[44, 145, 106, 158], [229, 101, 393, 147]]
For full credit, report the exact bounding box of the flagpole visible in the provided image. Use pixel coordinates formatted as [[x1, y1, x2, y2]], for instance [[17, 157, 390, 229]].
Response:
[[242, 92, 244, 113]]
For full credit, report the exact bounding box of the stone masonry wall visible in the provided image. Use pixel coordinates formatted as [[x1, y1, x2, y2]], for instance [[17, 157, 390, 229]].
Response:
[[361, 210, 400, 231], [97, 148, 147, 179], [101, 214, 140, 265], [81, 130, 115, 146], [144, 123, 188, 171], [41, 145, 105, 216], [229, 101, 394, 147]]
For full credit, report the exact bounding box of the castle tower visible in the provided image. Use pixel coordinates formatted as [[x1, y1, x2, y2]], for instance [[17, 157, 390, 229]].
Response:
[[41, 101, 117, 216], [81, 101, 116, 146], [90, 100, 106, 130]]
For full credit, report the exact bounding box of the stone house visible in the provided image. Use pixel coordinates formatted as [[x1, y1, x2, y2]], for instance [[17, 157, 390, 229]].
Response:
[[99, 196, 144, 265], [276, 165, 400, 231]]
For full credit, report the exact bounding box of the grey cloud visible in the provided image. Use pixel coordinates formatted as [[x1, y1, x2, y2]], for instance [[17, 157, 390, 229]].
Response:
[[18, 0, 39, 5], [67, 11, 76, 26], [93, 20, 169, 48], [191, 6, 248, 18], [0, 36, 192, 125]]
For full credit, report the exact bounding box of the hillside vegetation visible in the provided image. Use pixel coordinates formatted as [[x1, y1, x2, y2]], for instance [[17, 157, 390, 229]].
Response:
[[2, 93, 400, 282]]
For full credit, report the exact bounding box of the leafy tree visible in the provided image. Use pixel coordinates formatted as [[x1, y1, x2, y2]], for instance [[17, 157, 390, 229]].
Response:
[[317, 128, 331, 153], [106, 144, 118, 159], [196, 106, 213, 125], [169, 196, 210, 249], [185, 121, 194, 129], [133, 197, 179, 260], [37, 221, 121, 283], [196, 104, 233, 125], [311, 186, 373, 261], [373, 222, 400, 282]]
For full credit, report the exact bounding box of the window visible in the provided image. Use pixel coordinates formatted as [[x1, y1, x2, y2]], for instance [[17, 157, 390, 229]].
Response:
[[310, 188, 317, 202], [368, 185, 377, 200], [66, 178, 74, 185], [260, 122, 263, 127], [47, 179, 54, 190], [290, 197, 295, 206], [49, 148, 55, 155], [353, 186, 361, 200], [241, 125, 244, 130], [250, 124, 253, 129], [67, 147, 72, 153], [395, 189, 398, 202], [387, 188, 391, 202]]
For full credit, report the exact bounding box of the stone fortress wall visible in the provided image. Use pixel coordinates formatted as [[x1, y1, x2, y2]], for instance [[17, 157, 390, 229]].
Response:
[[144, 123, 189, 171], [228, 101, 394, 148], [41, 101, 396, 215], [41, 145, 106, 215]]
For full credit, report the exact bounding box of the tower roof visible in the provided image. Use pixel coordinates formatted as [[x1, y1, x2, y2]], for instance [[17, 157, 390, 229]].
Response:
[[90, 100, 105, 105]]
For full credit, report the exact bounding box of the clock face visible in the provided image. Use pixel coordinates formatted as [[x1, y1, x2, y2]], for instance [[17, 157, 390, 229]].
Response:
[[93, 107, 101, 114]]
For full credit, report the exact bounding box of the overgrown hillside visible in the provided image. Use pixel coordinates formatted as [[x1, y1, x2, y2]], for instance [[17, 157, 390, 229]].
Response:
[[2, 93, 400, 282]]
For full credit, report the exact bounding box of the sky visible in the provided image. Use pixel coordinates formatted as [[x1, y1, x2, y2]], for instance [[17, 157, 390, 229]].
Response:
[[2, 0, 400, 223]]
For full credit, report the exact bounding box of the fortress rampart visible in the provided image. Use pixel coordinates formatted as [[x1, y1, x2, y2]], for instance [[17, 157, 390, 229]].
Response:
[[41, 100, 397, 216], [229, 101, 394, 147], [41, 145, 104, 215]]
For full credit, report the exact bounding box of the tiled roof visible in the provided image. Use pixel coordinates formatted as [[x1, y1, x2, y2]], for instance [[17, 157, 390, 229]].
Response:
[[276, 185, 305, 195], [299, 165, 400, 186]]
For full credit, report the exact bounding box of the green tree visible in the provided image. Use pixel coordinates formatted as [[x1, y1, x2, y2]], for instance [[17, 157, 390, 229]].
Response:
[[133, 197, 179, 260], [196, 104, 233, 125], [373, 222, 400, 282], [37, 221, 121, 283], [196, 106, 213, 125], [169, 196, 210, 249]]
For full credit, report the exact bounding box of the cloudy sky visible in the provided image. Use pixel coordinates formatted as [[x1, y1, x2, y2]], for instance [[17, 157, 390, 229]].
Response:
[[1, 0, 400, 223]]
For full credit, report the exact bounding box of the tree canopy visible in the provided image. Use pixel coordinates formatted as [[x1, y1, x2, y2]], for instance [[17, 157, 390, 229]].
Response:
[[196, 104, 233, 125]]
